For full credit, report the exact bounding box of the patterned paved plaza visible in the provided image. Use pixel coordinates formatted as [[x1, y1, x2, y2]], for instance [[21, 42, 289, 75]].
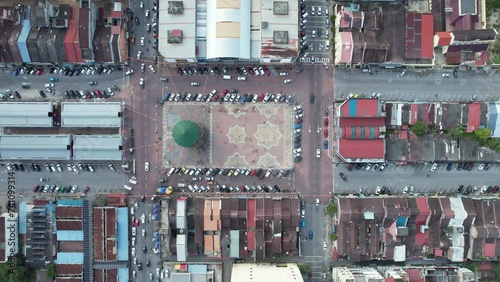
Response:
[[162, 103, 293, 169]]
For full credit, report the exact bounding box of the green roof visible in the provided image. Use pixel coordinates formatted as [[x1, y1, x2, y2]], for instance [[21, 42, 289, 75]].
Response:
[[172, 120, 200, 147]]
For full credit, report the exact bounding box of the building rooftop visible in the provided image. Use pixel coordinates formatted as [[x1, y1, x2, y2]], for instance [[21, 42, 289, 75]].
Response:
[[230, 263, 303, 282], [61, 102, 122, 127], [158, 0, 197, 59], [72, 135, 122, 160], [0, 102, 53, 127], [0, 135, 71, 160], [405, 12, 434, 59]]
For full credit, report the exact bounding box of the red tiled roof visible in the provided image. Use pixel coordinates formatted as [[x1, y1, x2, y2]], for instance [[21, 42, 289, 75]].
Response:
[[405, 12, 434, 59], [339, 32, 353, 64], [247, 231, 255, 251], [340, 11, 352, 28], [56, 220, 82, 230], [338, 139, 385, 159], [247, 199, 256, 228], [111, 25, 121, 35], [94, 208, 104, 261], [484, 243, 495, 257], [78, 7, 89, 49], [56, 207, 82, 219], [409, 104, 419, 125], [467, 103, 481, 132], [405, 269, 424, 282], [339, 99, 380, 117], [56, 264, 83, 275], [111, 11, 121, 19], [415, 197, 430, 225], [339, 117, 385, 127], [435, 32, 452, 46], [107, 194, 125, 206]]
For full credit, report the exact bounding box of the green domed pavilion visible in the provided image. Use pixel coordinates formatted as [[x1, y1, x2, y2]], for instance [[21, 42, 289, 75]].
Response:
[[172, 120, 204, 147]]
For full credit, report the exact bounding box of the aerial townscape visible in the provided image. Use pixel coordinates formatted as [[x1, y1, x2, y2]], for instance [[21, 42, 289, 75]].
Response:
[[1, 0, 500, 281]]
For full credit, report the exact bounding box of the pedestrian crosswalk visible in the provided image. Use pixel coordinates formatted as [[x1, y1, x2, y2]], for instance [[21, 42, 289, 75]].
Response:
[[301, 57, 330, 64]]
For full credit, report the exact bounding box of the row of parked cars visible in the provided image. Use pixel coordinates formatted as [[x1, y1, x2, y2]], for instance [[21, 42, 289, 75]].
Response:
[[185, 184, 283, 193], [6, 163, 117, 173], [12, 66, 116, 77], [293, 105, 305, 163], [0, 90, 22, 99], [33, 184, 89, 194], [347, 163, 387, 172], [167, 167, 292, 179], [63, 88, 117, 99], [162, 90, 295, 104], [178, 65, 273, 76]]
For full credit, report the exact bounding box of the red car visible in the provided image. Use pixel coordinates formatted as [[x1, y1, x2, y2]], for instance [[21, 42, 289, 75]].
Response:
[[33, 185, 40, 193], [249, 169, 257, 176], [492, 185, 499, 193], [135, 219, 140, 226], [240, 186, 247, 192], [324, 128, 328, 138], [257, 93, 265, 102], [95, 90, 102, 98], [36, 68, 44, 75], [83, 186, 90, 194], [295, 118, 303, 124], [347, 164, 355, 171], [153, 33, 157, 38], [212, 93, 220, 101], [324, 117, 329, 127], [263, 66, 270, 76], [223, 89, 228, 94], [301, 31, 306, 37], [248, 67, 255, 75]]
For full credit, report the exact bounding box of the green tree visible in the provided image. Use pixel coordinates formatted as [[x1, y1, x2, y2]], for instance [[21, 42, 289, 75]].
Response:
[[473, 128, 492, 144], [447, 126, 465, 139], [94, 195, 107, 207], [0, 254, 36, 282], [492, 262, 500, 279], [329, 233, 338, 241], [325, 202, 337, 216], [410, 121, 428, 136], [298, 264, 311, 275], [464, 262, 479, 274], [46, 263, 56, 279]]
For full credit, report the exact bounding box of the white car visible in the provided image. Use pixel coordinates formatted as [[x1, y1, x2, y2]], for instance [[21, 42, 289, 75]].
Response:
[[375, 186, 381, 195], [403, 186, 408, 194], [139, 78, 144, 88], [365, 163, 372, 171], [323, 242, 327, 250], [478, 163, 485, 170], [44, 83, 55, 88], [149, 65, 156, 73], [141, 63, 145, 72], [126, 69, 134, 75], [140, 2, 144, 8], [316, 149, 321, 158], [145, 162, 149, 172], [191, 82, 200, 86], [141, 37, 145, 46], [237, 76, 246, 81], [258, 67, 265, 76], [132, 247, 136, 256], [279, 72, 288, 76], [430, 163, 438, 172], [70, 185, 78, 193], [132, 227, 136, 236], [284, 79, 293, 84], [145, 10, 150, 18], [137, 51, 142, 59]]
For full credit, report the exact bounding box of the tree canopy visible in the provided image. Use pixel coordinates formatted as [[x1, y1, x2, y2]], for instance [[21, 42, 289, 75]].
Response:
[[0, 254, 36, 282], [410, 121, 428, 136], [473, 128, 492, 144]]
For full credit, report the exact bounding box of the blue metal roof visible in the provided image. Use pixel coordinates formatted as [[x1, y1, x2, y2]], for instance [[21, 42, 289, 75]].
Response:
[[116, 207, 129, 260], [18, 20, 31, 63], [19, 201, 27, 234], [57, 230, 84, 241], [57, 199, 84, 207], [188, 264, 208, 273], [118, 268, 130, 282], [56, 252, 84, 264]]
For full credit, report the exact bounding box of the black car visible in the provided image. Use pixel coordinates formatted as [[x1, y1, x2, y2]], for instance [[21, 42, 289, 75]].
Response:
[[39, 90, 46, 98], [457, 185, 464, 193], [294, 143, 301, 149], [457, 163, 462, 170], [310, 94, 315, 103], [446, 163, 453, 171], [143, 245, 147, 253], [65, 91, 71, 99], [484, 163, 490, 170], [282, 170, 290, 177], [146, 260, 150, 267], [339, 173, 347, 182], [19, 164, 24, 171], [14, 91, 21, 99], [294, 156, 302, 163], [135, 17, 140, 25], [138, 262, 143, 271], [256, 169, 263, 177]]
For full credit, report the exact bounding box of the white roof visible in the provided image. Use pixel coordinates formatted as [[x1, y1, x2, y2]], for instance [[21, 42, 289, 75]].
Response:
[[176, 234, 187, 261], [206, 0, 251, 59], [0, 102, 53, 127], [230, 263, 303, 282], [73, 135, 122, 160], [61, 102, 122, 127], [0, 135, 71, 160], [158, 0, 197, 60]]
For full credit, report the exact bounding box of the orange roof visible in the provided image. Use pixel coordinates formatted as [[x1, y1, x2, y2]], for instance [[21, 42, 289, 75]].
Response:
[[213, 235, 221, 251], [204, 199, 219, 231], [436, 32, 452, 46]]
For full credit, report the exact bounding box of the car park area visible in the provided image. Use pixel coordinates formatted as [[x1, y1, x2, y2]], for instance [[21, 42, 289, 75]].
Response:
[[299, 1, 331, 64]]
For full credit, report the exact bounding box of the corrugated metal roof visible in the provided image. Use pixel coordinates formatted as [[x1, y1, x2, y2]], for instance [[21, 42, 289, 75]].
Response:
[[56, 252, 84, 264], [61, 102, 121, 127], [116, 207, 129, 260], [26, 27, 40, 62], [18, 20, 31, 62], [8, 25, 22, 63], [37, 27, 50, 63], [0, 26, 13, 63], [56, 220, 82, 230], [55, 27, 67, 62], [64, 20, 78, 63], [0, 135, 71, 160], [78, 8, 89, 49], [46, 28, 59, 62], [94, 208, 104, 261], [56, 264, 83, 275], [73, 135, 122, 161], [0, 102, 53, 127]]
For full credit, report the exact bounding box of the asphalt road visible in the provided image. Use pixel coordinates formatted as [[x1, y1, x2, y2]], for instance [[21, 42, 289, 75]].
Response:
[[334, 162, 500, 195], [301, 2, 331, 64], [131, 199, 162, 282], [334, 69, 500, 102], [129, 0, 157, 62], [301, 203, 328, 280]]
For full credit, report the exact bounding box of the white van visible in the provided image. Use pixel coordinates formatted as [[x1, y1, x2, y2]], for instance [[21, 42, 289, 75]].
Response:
[[223, 75, 232, 80], [237, 76, 246, 81], [167, 167, 175, 176], [124, 185, 133, 191]]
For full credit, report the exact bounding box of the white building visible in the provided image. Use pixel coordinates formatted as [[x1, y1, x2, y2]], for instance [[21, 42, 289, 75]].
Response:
[[231, 263, 303, 282], [159, 0, 299, 64], [333, 267, 384, 282]]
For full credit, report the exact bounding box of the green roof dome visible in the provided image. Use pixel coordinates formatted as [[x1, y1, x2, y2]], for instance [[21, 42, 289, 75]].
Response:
[[172, 120, 201, 147]]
